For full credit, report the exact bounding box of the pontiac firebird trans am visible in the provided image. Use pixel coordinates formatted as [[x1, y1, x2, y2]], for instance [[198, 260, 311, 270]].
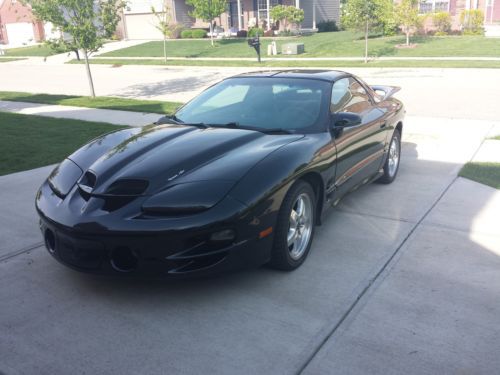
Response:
[[36, 70, 404, 277]]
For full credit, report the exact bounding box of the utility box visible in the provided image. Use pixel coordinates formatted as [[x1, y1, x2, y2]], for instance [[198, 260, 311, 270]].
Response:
[[281, 43, 305, 55]]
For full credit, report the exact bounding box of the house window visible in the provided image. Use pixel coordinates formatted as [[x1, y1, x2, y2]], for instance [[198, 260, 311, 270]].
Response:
[[434, 1, 449, 11], [257, 0, 280, 23], [419, 0, 449, 14]]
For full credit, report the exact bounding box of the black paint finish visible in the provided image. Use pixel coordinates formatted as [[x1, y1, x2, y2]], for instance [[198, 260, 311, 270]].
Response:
[[36, 70, 405, 277]]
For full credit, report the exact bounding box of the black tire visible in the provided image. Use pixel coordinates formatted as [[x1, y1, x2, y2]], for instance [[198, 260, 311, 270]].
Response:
[[377, 129, 401, 184], [269, 180, 316, 271]]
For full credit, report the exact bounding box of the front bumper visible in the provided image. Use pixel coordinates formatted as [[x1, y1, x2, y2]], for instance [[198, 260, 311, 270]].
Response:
[[36, 179, 277, 278], [39, 216, 273, 278]]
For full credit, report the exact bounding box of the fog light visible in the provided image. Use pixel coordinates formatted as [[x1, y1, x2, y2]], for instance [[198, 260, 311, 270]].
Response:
[[210, 229, 236, 242]]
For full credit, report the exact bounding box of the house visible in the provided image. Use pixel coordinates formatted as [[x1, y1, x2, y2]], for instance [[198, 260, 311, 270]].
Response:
[[415, 0, 500, 29], [120, 0, 339, 39], [0, 0, 45, 46]]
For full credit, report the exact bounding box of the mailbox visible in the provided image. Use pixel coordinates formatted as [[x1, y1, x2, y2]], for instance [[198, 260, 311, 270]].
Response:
[[247, 36, 261, 62]]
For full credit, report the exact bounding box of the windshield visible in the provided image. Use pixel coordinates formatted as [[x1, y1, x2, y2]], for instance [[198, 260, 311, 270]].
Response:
[[175, 77, 331, 133]]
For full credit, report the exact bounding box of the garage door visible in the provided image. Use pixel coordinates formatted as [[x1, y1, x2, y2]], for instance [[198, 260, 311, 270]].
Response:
[[124, 14, 163, 39], [5, 22, 35, 46]]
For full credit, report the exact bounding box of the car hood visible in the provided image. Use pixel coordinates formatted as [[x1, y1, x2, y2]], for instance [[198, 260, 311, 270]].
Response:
[[67, 124, 304, 196]]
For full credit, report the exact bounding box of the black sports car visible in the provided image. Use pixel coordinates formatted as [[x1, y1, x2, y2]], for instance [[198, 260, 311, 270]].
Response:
[[36, 70, 404, 277]]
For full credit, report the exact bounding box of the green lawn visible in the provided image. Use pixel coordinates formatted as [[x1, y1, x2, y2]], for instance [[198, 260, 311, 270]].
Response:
[[459, 162, 500, 189], [3, 44, 55, 57], [0, 58, 24, 63], [0, 112, 127, 176], [0, 92, 181, 115], [490, 135, 500, 140], [100, 31, 500, 59], [78, 58, 500, 69]]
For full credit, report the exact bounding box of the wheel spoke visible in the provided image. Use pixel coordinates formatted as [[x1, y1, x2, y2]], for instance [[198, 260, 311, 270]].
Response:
[[288, 192, 313, 260]]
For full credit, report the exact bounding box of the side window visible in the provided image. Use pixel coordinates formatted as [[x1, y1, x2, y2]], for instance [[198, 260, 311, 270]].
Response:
[[344, 79, 372, 113], [331, 77, 372, 114], [330, 78, 350, 113]]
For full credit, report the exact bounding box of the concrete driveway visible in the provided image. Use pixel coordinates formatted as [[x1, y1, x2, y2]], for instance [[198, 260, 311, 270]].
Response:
[[1, 66, 500, 374]]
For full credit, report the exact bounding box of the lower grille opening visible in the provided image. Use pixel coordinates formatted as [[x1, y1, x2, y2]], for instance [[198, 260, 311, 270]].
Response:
[[110, 247, 138, 272], [44, 229, 56, 254], [169, 252, 228, 273]]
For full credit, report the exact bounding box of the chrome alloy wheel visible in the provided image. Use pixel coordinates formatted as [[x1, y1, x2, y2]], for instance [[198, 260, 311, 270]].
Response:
[[287, 193, 313, 260], [387, 136, 400, 178]]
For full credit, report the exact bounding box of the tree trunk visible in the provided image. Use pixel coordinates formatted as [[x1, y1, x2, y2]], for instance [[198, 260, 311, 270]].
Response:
[[209, 22, 214, 47], [82, 49, 96, 98], [163, 37, 167, 63], [406, 29, 410, 46], [364, 20, 369, 64]]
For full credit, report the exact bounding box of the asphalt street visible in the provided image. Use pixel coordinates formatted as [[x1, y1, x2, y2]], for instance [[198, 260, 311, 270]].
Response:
[[1, 64, 500, 374]]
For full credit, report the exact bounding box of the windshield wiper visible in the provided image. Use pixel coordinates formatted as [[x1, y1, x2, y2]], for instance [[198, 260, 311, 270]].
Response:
[[259, 128, 294, 134], [208, 122, 293, 134], [156, 115, 209, 129]]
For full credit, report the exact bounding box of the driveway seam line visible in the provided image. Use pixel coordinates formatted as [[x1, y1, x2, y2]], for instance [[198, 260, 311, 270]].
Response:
[[297, 123, 496, 374], [296, 176, 459, 375], [0, 242, 44, 263]]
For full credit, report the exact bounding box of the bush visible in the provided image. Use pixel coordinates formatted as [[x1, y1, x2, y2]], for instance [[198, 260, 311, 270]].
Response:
[[236, 30, 247, 38], [432, 12, 451, 34], [168, 23, 184, 39], [248, 27, 264, 37], [191, 29, 207, 38], [460, 9, 484, 35], [317, 20, 338, 33], [180, 29, 192, 39], [181, 29, 207, 38]]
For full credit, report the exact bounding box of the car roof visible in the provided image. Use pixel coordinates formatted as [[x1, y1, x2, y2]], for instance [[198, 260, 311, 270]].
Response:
[[229, 70, 349, 82]]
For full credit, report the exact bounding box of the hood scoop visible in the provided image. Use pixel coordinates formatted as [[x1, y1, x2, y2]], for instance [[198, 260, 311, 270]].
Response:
[[77, 172, 149, 212]]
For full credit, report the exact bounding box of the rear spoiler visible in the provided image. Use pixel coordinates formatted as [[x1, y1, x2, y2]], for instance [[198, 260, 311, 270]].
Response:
[[370, 85, 401, 100]]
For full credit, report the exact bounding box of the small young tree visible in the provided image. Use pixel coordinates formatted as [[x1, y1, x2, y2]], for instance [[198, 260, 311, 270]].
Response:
[[394, 0, 419, 46], [270, 5, 304, 32], [152, 2, 172, 64], [27, 0, 125, 97], [186, 0, 227, 46], [342, 0, 380, 63]]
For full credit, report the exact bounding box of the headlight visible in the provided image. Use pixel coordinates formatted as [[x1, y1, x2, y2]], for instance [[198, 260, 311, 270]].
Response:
[[48, 159, 83, 197], [141, 181, 234, 215]]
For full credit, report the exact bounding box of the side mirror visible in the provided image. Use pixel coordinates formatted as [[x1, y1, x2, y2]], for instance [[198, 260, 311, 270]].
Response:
[[332, 112, 362, 128]]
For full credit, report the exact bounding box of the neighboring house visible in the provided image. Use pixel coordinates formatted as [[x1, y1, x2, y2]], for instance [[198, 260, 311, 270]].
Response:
[[121, 0, 339, 39], [0, 0, 45, 46], [415, 0, 500, 29]]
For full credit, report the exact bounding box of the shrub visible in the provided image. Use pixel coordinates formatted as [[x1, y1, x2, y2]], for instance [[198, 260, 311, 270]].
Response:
[[181, 29, 192, 38], [236, 30, 247, 38], [168, 23, 184, 39], [317, 20, 338, 33], [248, 27, 264, 37], [460, 9, 484, 35], [191, 29, 207, 38], [432, 12, 451, 34]]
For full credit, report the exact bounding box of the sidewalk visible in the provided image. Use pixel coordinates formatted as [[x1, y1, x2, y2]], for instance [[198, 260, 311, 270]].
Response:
[[0, 100, 161, 126]]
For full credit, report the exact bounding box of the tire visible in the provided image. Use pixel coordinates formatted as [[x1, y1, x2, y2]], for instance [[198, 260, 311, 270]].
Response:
[[377, 129, 401, 184], [269, 180, 316, 271]]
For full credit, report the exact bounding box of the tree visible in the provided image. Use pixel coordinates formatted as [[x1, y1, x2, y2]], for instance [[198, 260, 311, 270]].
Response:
[[152, 2, 172, 64], [27, 0, 125, 97], [186, 0, 227, 46], [342, 0, 383, 63], [270, 5, 304, 32], [394, 0, 419, 46]]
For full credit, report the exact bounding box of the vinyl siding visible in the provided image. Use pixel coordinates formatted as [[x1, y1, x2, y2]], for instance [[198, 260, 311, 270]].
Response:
[[316, 0, 340, 23]]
